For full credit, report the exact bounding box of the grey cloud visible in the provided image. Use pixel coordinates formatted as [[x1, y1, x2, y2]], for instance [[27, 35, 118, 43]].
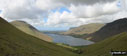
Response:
[[0, 0, 123, 28], [53, 0, 116, 5], [1, 0, 117, 20], [3, 7, 44, 19], [2, 0, 47, 20]]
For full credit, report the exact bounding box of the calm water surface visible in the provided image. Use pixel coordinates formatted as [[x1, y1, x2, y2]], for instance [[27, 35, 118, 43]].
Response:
[[47, 33, 94, 46]]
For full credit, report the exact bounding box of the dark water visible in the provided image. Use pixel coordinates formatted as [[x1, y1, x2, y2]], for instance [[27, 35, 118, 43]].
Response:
[[47, 33, 94, 46]]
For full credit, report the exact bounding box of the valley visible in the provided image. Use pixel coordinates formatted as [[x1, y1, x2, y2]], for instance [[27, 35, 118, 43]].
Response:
[[0, 17, 127, 56], [0, 0, 127, 55], [0, 17, 78, 56]]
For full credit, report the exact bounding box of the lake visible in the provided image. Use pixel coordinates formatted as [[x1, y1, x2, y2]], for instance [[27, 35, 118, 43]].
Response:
[[46, 33, 94, 46]]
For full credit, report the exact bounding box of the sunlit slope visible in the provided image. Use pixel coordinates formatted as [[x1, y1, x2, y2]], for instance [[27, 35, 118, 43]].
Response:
[[0, 17, 77, 56], [10, 21, 52, 42], [63, 23, 104, 35], [81, 32, 127, 56]]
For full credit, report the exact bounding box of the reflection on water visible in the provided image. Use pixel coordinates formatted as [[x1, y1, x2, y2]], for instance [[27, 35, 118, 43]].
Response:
[[47, 34, 94, 46]]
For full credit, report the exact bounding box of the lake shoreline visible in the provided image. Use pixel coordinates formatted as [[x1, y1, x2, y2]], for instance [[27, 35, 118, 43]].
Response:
[[45, 33, 94, 46]]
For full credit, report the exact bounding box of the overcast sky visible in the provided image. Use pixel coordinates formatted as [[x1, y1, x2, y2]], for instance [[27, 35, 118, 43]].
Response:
[[0, 0, 127, 31]]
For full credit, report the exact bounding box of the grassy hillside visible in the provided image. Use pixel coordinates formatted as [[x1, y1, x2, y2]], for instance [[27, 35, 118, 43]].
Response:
[[81, 32, 127, 56], [63, 23, 104, 35], [89, 18, 127, 42], [0, 17, 78, 56], [10, 21, 52, 42]]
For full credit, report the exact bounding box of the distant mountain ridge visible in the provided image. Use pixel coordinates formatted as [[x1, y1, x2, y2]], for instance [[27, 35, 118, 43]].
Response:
[[88, 18, 127, 42], [63, 23, 105, 35], [62, 23, 104, 38], [10, 20, 53, 42]]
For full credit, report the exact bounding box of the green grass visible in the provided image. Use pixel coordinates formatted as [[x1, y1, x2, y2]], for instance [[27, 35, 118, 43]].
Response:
[[81, 32, 127, 56], [56, 43, 78, 50], [1, 17, 127, 56], [10, 20, 52, 42], [0, 17, 78, 56]]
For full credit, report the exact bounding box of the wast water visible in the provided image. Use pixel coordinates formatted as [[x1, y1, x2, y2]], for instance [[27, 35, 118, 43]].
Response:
[[47, 33, 94, 46]]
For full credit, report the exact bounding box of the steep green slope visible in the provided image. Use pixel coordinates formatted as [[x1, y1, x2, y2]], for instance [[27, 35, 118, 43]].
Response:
[[0, 17, 77, 56], [10, 21, 52, 42], [89, 18, 127, 42], [81, 32, 127, 56]]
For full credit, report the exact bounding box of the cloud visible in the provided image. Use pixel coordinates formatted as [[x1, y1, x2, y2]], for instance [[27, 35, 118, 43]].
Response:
[[45, 10, 127, 27], [0, 0, 126, 30], [121, 0, 127, 10], [53, 0, 115, 5], [35, 0, 64, 10], [69, 1, 120, 18], [45, 0, 121, 27], [35, 0, 116, 11], [45, 11, 77, 27], [19, 18, 44, 26], [0, 0, 46, 20]]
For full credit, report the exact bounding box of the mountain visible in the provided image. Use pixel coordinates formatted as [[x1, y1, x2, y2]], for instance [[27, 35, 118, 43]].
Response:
[[10, 21, 52, 42], [88, 18, 127, 42], [0, 17, 77, 56], [81, 32, 127, 56], [63, 23, 104, 35]]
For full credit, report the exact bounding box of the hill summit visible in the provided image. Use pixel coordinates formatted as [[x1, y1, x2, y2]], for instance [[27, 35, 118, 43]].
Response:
[[11, 20, 52, 42]]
